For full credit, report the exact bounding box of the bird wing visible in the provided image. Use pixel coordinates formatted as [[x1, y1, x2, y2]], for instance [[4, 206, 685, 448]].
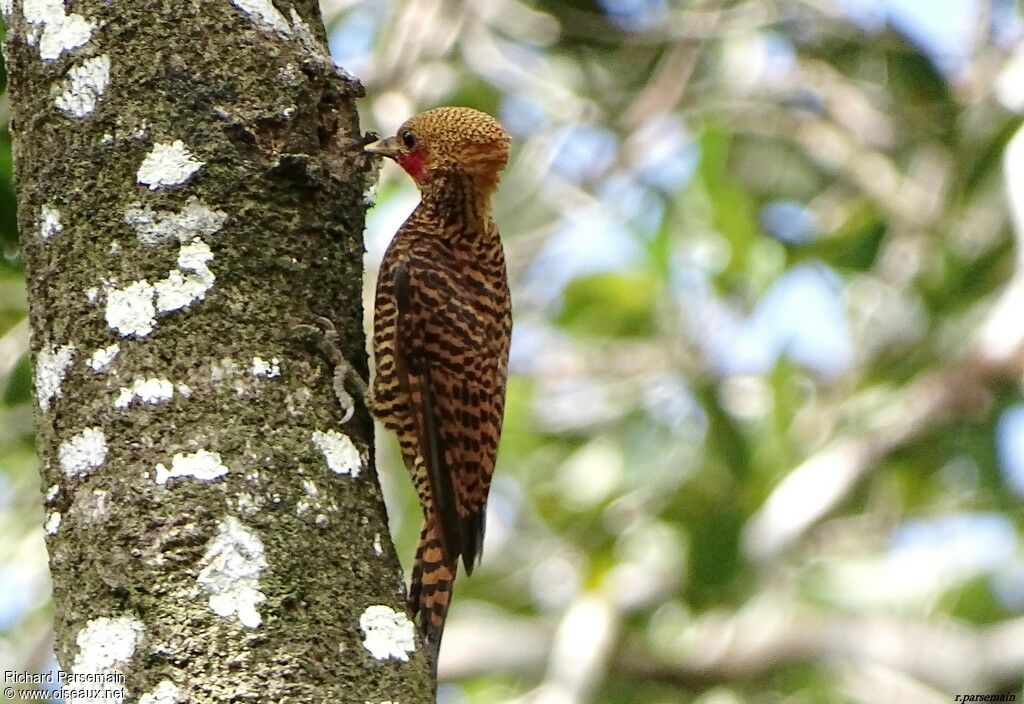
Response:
[[392, 250, 508, 573]]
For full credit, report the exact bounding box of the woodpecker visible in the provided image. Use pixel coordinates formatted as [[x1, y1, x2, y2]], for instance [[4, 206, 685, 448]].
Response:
[[363, 107, 512, 658]]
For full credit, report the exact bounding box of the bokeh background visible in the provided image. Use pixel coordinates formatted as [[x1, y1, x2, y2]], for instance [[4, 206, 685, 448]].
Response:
[[3, 0, 1024, 701]]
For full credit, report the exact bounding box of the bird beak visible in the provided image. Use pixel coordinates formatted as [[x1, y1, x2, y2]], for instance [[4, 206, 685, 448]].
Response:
[[364, 136, 399, 159]]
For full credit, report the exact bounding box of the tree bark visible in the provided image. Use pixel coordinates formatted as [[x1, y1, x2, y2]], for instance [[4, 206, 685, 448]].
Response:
[[4, 0, 434, 700]]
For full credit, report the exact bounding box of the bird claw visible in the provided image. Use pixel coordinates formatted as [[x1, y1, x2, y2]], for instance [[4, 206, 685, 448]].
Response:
[[332, 358, 358, 424], [313, 316, 338, 342], [291, 323, 320, 338], [337, 392, 356, 425], [295, 316, 367, 424], [292, 317, 338, 343]]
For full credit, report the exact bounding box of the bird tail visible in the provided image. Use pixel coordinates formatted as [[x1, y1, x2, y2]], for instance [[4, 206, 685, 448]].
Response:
[[408, 518, 458, 662]]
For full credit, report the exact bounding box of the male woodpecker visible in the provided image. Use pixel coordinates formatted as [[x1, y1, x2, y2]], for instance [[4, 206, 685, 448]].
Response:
[[363, 107, 512, 659]]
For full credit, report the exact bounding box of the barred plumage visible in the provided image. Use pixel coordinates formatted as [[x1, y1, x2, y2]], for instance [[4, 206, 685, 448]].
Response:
[[365, 107, 512, 657]]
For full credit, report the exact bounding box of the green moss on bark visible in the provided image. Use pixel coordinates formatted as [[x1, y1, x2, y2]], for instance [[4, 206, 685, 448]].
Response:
[[7, 1, 434, 700]]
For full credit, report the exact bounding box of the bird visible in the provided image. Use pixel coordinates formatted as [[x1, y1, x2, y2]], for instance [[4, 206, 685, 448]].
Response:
[[362, 106, 512, 660]]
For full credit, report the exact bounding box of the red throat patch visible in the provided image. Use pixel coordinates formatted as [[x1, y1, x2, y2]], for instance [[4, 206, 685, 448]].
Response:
[[397, 149, 427, 182]]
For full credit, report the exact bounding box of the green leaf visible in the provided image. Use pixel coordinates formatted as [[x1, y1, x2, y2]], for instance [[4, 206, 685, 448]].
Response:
[[3, 354, 31, 406], [555, 271, 657, 337], [697, 127, 760, 279], [792, 202, 886, 272]]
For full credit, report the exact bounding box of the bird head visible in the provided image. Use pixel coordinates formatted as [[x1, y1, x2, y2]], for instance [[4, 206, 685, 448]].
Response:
[[365, 106, 510, 194]]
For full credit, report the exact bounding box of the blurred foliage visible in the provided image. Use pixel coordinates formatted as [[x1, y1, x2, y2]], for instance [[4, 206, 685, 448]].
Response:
[[5, 0, 1024, 702]]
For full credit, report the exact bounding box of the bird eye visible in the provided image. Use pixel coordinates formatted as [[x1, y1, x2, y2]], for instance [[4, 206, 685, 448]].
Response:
[[401, 131, 418, 149]]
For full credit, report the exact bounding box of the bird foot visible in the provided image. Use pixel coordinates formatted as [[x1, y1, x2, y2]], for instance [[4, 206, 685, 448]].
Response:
[[293, 316, 369, 424]]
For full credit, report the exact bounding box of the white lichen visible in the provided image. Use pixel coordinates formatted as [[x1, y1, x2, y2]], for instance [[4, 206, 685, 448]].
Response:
[[34, 343, 75, 412], [55, 54, 111, 117], [139, 680, 181, 704], [197, 517, 267, 628], [137, 140, 204, 190], [154, 269, 208, 312], [373, 533, 383, 556], [58, 427, 108, 478], [24, 0, 96, 61], [105, 280, 156, 337], [207, 357, 249, 397], [210, 357, 237, 382], [178, 238, 214, 271], [251, 356, 280, 378], [311, 430, 361, 477], [39, 204, 63, 240], [40, 15, 95, 61], [288, 8, 325, 57], [278, 63, 299, 82], [71, 615, 144, 701], [85, 286, 100, 303], [88, 488, 111, 523], [45, 511, 62, 535], [154, 239, 215, 312], [125, 197, 227, 246], [233, 492, 260, 515], [87, 344, 120, 372], [113, 377, 174, 408], [155, 449, 228, 485], [46, 484, 60, 502], [231, 0, 291, 34], [359, 605, 416, 661], [22, 1, 64, 36]]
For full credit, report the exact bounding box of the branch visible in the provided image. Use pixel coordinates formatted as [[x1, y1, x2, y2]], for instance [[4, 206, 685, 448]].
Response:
[[6, 0, 433, 699], [441, 600, 1024, 695], [618, 605, 1024, 694], [744, 121, 1024, 560]]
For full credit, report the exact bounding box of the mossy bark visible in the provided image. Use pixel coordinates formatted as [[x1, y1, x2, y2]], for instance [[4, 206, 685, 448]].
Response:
[[5, 0, 434, 700]]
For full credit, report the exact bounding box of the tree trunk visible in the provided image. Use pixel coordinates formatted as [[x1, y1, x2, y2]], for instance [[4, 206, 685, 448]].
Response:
[[4, 0, 434, 700]]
